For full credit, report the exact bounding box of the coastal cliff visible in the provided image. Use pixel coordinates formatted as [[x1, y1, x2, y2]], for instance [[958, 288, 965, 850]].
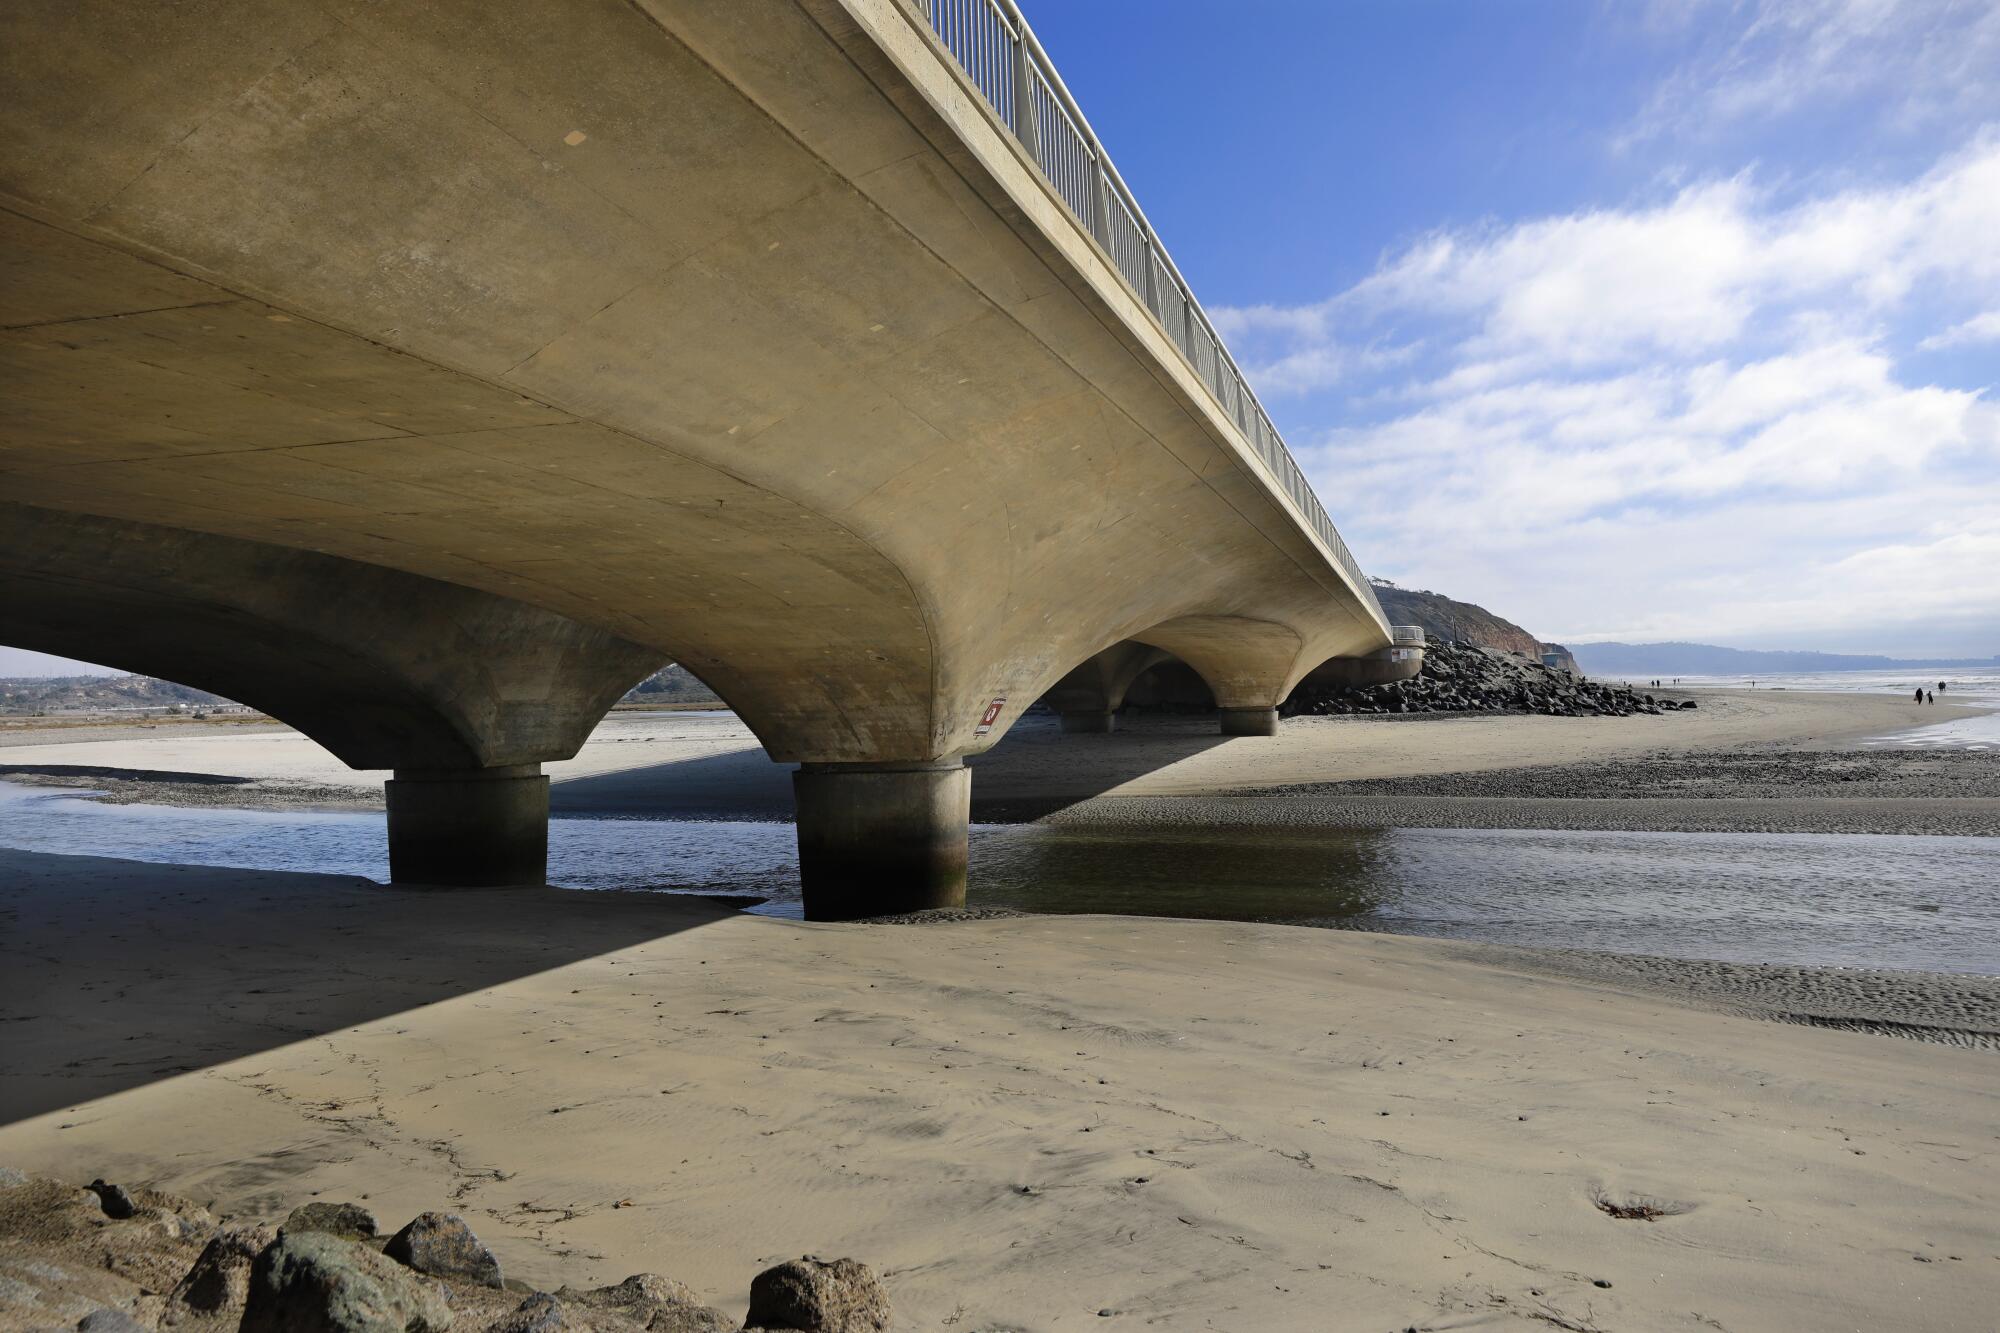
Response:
[[1370, 580, 1545, 657]]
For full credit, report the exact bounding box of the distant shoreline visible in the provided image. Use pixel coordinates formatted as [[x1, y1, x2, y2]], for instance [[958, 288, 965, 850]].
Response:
[[2, 689, 1996, 837]]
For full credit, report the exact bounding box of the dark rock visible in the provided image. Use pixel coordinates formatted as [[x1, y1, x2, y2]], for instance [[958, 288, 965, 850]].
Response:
[[557, 1273, 735, 1331], [241, 1230, 454, 1331], [649, 1305, 739, 1333], [384, 1211, 502, 1289], [1287, 641, 1671, 722], [76, 1312, 149, 1333], [745, 1256, 889, 1333], [286, 1201, 380, 1242], [170, 1221, 278, 1312], [488, 1292, 570, 1332], [563, 1274, 698, 1311], [87, 1180, 137, 1220]]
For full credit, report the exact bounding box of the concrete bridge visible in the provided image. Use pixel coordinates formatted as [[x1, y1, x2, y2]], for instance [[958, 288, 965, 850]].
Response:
[[1, 0, 1414, 917]]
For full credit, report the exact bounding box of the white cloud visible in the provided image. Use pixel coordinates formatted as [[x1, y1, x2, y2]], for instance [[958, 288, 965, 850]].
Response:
[[1225, 138, 2000, 655], [1920, 310, 2000, 350], [1624, 0, 2000, 147], [1221, 136, 2000, 392]]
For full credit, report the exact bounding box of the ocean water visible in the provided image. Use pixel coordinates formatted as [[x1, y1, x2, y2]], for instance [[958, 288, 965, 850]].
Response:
[[3, 781, 1994, 975], [1606, 668, 2000, 750]]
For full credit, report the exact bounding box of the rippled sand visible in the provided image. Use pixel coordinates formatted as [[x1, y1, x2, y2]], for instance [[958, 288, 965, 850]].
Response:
[[2, 851, 1995, 1331]]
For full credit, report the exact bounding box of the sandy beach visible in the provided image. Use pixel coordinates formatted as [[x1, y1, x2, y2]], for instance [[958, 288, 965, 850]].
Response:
[[4, 688, 1995, 827], [0, 851, 1994, 1331], [3, 691, 1997, 1330]]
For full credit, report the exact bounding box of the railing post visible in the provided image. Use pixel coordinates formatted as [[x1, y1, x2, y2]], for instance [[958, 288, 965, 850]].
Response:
[[921, 0, 1386, 627], [1009, 26, 1038, 155], [1085, 154, 1108, 247]]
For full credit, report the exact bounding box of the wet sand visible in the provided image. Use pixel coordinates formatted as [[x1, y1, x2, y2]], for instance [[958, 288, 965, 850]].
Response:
[[4, 689, 1994, 833], [2, 848, 1995, 1331], [3, 690, 1996, 1328]]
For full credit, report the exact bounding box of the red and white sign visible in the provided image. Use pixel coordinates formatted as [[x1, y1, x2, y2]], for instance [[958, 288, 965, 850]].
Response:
[[975, 696, 1007, 736]]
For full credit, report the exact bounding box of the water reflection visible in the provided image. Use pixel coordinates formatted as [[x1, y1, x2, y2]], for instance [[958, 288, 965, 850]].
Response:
[[2, 781, 1996, 974], [971, 823, 1387, 922]]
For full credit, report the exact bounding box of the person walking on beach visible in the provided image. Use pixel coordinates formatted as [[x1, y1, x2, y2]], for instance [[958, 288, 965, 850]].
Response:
[[1915, 686, 1925, 703], [1927, 690, 1935, 705]]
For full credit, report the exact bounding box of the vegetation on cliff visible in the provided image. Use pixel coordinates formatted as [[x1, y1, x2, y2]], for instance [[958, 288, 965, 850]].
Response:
[[1369, 580, 1544, 657]]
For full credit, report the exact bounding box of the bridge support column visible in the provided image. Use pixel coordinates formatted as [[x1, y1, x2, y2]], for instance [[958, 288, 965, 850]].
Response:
[[1219, 706, 1280, 737], [386, 765, 550, 887], [1059, 709, 1117, 734], [792, 761, 970, 921]]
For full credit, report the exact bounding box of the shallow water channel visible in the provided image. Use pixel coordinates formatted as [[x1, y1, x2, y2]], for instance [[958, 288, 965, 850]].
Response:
[[4, 780, 1994, 975]]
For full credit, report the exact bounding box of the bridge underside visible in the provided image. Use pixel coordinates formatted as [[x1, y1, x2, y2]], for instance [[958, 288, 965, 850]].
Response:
[[1, 0, 1389, 916]]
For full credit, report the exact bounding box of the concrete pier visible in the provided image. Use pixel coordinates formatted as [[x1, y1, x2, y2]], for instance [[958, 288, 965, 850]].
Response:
[[2, 0, 1401, 906], [385, 766, 551, 888], [792, 762, 972, 921], [1219, 707, 1280, 737], [1059, 710, 1118, 734]]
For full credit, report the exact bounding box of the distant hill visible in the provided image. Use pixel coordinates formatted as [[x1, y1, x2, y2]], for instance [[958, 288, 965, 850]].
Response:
[[1370, 580, 1542, 657], [1571, 642, 1999, 676], [0, 674, 234, 714], [619, 663, 722, 706]]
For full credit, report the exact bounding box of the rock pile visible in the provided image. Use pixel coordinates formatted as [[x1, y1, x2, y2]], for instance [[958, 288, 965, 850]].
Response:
[[1290, 641, 1695, 719], [0, 1169, 889, 1333]]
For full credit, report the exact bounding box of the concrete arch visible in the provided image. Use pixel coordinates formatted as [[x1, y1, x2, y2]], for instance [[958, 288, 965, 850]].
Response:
[[0, 504, 664, 770], [1035, 615, 1320, 738], [1, 0, 1399, 916], [0, 503, 664, 884], [1131, 615, 1310, 736], [1038, 641, 1174, 732]]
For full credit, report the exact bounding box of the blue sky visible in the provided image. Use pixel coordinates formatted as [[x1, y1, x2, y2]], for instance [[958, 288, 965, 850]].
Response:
[[4, 2, 1992, 680], [1027, 0, 2000, 656]]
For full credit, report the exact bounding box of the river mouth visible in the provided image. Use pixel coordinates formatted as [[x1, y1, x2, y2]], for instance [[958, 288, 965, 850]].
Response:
[[4, 779, 1995, 976]]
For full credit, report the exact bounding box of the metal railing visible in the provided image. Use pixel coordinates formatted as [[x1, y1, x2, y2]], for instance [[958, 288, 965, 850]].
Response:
[[1391, 625, 1427, 646], [922, 0, 1386, 628]]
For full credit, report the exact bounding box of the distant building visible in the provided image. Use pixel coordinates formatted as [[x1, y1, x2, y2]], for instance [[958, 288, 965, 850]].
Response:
[[1539, 644, 1580, 675]]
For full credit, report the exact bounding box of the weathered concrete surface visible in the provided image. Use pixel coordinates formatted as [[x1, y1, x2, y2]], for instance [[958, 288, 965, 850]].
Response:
[[1041, 642, 1172, 733], [1302, 645, 1429, 691], [792, 762, 972, 919], [0, 503, 661, 772], [0, 0, 1386, 771], [1218, 707, 1281, 738], [385, 766, 551, 888], [0, 503, 664, 886]]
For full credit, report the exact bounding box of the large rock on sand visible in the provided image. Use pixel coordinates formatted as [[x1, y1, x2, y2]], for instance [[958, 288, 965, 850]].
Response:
[[77, 1310, 150, 1332], [285, 1202, 380, 1242], [556, 1274, 737, 1331], [745, 1257, 889, 1332], [240, 1230, 454, 1332], [487, 1285, 735, 1333], [486, 1292, 573, 1332], [384, 1211, 502, 1288], [86, 1180, 137, 1220], [169, 1221, 278, 1312]]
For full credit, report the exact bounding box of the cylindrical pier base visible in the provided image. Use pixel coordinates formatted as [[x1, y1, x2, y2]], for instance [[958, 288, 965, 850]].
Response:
[[792, 761, 971, 921], [1219, 706, 1280, 737], [385, 764, 549, 887], [1059, 709, 1117, 734]]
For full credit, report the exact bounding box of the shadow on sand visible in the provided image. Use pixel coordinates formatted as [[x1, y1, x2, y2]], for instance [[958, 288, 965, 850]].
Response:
[[550, 712, 1235, 823], [0, 849, 736, 1126], [3, 718, 1237, 1124]]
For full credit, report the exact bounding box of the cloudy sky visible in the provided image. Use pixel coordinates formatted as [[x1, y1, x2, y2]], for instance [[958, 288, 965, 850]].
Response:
[[5, 3, 1990, 679], [1034, 0, 1998, 656]]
